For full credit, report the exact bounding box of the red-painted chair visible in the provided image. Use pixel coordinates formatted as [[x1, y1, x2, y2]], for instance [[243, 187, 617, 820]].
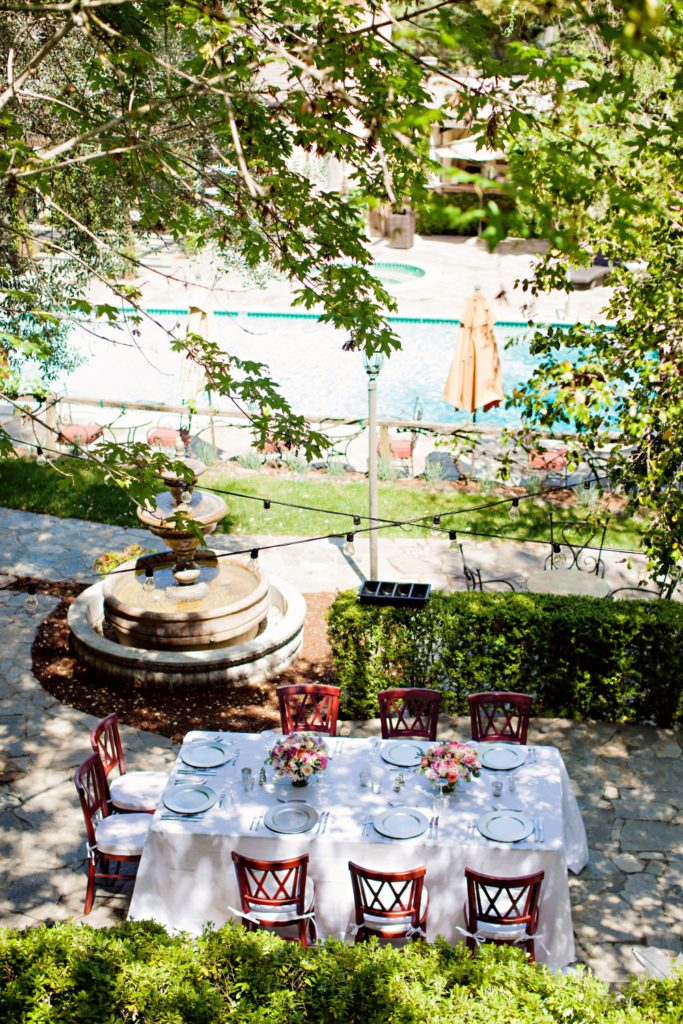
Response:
[[59, 422, 104, 446], [378, 688, 441, 741], [468, 692, 532, 745], [147, 427, 180, 450], [276, 684, 341, 737], [231, 852, 317, 946], [74, 754, 152, 914], [90, 713, 168, 813], [349, 862, 428, 943], [464, 868, 544, 961]]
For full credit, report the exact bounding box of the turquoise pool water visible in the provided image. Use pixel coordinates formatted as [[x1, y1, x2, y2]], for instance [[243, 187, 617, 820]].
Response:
[[57, 310, 567, 429]]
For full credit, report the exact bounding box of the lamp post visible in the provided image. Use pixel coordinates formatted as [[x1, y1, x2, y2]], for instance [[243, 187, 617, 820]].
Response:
[[364, 351, 384, 580]]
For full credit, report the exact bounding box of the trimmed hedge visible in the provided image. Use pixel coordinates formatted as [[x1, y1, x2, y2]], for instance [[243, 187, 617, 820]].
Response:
[[1, 921, 682, 1024], [327, 590, 683, 727]]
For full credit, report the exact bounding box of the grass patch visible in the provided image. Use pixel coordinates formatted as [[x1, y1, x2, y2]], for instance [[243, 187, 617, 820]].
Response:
[[0, 457, 646, 550]]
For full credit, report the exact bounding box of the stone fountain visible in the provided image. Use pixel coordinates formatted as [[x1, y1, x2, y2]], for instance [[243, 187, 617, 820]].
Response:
[[68, 457, 305, 685]]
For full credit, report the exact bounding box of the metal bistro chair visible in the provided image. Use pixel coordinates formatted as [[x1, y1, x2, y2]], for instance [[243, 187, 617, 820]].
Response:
[[378, 688, 441, 741], [231, 852, 317, 946], [90, 713, 168, 813], [276, 684, 341, 737], [463, 868, 545, 961], [349, 861, 428, 944], [74, 754, 152, 914], [468, 692, 532, 745], [546, 514, 608, 576], [459, 543, 517, 593]]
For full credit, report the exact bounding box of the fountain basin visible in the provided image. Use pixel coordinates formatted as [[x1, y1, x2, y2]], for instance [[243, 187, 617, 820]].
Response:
[[68, 575, 305, 687]]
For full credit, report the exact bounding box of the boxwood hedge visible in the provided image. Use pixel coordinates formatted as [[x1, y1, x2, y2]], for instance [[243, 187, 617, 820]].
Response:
[[1, 921, 682, 1024], [326, 590, 683, 727]]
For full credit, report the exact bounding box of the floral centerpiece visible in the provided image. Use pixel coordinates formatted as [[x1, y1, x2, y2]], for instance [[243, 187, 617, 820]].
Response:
[[266, 732, 329, 786], [419, 741, 481, 794]]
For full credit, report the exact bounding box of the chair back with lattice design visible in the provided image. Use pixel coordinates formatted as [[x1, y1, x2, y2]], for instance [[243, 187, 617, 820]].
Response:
[[232, 852, 309, 917], [468, 692, 532, 744], [465, 868, 544, 945], [90, 713, 126, 778], [74, 753, 112, 845], [349, 861, 426, 938], [548, 514, 609, 576], [277, 685, 340, 736], [378, 688, 441, 740]]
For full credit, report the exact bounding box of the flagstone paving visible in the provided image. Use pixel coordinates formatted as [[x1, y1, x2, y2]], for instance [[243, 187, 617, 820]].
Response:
[[0, 510, 681, 984]]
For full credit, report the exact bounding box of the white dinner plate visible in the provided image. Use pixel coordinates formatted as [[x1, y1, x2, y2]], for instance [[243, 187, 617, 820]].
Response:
[[372, 806, 429, 839], [180, 740, 235, 769], [264, 803, 319, 834], [479, 745, 528, 771], [477, 809, 534, 843], [163, 784, 217, 815], [380, 742, 424, 769]]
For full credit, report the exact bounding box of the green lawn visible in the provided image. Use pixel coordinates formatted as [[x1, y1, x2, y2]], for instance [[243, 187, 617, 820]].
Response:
[[0, 456, 646, 551]]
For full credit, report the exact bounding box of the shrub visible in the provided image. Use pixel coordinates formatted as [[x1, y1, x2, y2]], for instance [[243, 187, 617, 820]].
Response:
[[0, 921, 681, 1024], [326, 590, 683, 726]]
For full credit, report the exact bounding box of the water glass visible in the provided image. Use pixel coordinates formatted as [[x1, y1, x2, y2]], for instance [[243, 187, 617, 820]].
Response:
[[491, 779, 503, 799], [359, 770, 370, 788], [241, 767, 255, 793]]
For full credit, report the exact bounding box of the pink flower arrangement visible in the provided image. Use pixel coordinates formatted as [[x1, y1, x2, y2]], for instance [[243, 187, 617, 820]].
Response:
[[266, 732, 329, 783], [419, 741, 481, 788]]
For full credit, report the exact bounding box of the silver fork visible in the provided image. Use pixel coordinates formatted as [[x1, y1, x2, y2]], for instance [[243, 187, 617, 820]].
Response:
[[428, 816, 435, 839], [432, 816, 439, 841], [318, 811, 330, 835], [535, 817, 545, 843], [250, 815, 263, 832]]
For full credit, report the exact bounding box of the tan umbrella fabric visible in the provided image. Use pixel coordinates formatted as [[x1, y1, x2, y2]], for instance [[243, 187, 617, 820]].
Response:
[[443, 291, 504, 414], [177, 304, 208, 402]]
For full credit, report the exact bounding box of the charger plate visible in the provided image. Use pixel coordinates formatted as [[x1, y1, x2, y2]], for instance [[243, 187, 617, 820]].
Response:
[[163, 784, 217, 815], [477, 809, 533, 843], [380, 742, 424, 769], [181, 740, 234, 769], [479, 745, 527, 771], [264, 803, 319, 834], [373, 806, 429, 840]]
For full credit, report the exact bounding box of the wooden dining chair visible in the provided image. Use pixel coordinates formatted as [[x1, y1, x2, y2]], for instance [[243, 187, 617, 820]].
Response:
[[231, 852, 317, 946], [90, 713, 168, 813], [74, 754, 152, 914], [468, 692, 532, 745], [378, 688, 441, 740], [276, 684, 341, 737], [349, 861, 428, 944], [464, 868, 545, 961]]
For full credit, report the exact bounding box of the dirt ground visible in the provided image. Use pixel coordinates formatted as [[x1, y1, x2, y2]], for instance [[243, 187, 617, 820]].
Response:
[[26, 579, 336, 743]]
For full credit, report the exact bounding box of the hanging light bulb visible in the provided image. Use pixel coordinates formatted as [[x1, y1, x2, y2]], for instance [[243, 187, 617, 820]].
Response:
[[448, 530, 458, 550], [143, 567, 156, 592], [509, 498, 521, 521], [431, 515, 442, 537], [25, 584, 39, 615], [263, 500, 271, 510], [353, 515, 361, 526], [250, 549, 259, 561], [552, 543, 568, 569], [583, 479, 592, 491], [36, 447, 47, 467], [343, 532, 355, 556], [180, 489, 193, 504]]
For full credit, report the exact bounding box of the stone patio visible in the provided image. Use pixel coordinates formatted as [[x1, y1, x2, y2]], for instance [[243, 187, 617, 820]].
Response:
[[0, 510, 681, 984]]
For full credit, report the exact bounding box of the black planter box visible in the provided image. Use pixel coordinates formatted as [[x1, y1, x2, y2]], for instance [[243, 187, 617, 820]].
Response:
[[358, 580, 431, 608]]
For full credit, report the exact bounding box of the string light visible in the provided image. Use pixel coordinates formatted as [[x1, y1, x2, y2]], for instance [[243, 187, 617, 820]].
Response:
[[448, 530, 458, 549], [431, 514, 441, 538], [509, 498, 520, 521], [180, 489, 192, 504], [552, 543, 568, 569], [24, 583, 39, 614], [263, 500, 271, 510], [250, 549, 259, 560], [353, 515, 361, 526], [142, 567, 156, 592], [36, 447, 47, 466], [343, 532, 356, 556]]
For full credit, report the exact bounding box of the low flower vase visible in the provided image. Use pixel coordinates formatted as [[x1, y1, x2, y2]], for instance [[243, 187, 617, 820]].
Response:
[[441, 782, 457, 795], [292, 778, 309, 788]]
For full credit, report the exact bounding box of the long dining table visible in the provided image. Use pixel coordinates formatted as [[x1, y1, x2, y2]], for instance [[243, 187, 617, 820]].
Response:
[[128, 731, 588, 969]]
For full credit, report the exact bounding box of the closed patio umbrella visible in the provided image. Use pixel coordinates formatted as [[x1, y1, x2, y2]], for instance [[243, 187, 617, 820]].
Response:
[[443, 290, 504, 418]]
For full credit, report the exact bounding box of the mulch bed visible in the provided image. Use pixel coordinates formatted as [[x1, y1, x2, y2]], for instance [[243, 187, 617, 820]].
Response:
[[21, 577, 337, 743]]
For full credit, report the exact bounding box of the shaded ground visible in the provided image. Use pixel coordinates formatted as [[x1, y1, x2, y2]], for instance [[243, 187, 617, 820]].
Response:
[[28, 582, 336, 743]]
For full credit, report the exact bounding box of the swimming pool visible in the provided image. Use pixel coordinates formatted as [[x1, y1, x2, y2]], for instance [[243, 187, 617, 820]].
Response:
[[55, 310, 568, 430]]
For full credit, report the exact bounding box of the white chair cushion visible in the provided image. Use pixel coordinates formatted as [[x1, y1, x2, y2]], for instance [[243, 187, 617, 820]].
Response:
[[475, 919, 530, 942], [251, 876, 315, 923], [95, 812, 152, 856], [110, 771, 168, 812], [362, 886, 429, 936]]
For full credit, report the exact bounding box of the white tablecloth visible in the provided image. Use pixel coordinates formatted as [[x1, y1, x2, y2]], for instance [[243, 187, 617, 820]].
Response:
[[128, 732, 588, 969]]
